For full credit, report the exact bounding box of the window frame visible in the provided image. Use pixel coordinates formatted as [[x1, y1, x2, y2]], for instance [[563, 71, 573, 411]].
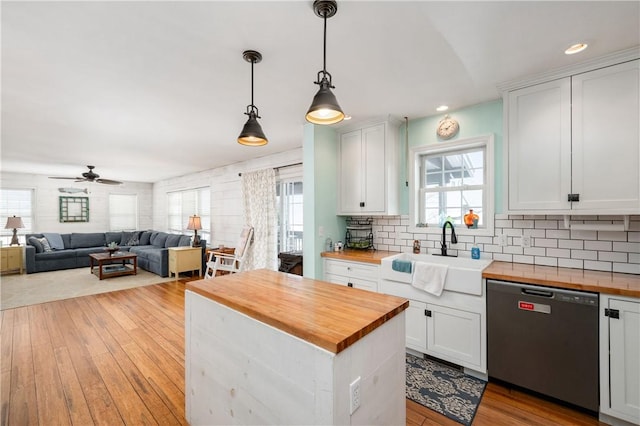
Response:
[[0, 188, 35, 246], [108, 193, 138, 231], [167, 187, 211, 243], [409, 134, 495, 237], [275, 164, 304, 254]]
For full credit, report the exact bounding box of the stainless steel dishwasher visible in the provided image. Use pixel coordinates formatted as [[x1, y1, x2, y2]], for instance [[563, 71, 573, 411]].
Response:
[[487, 279, 599, 412]]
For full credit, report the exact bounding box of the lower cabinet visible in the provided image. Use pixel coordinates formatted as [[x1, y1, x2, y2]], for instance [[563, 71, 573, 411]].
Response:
[[406, 300, 427, 353], [600, 294, 640, 425], [406, 299, 482, 371], [323, 258, 378, 292]]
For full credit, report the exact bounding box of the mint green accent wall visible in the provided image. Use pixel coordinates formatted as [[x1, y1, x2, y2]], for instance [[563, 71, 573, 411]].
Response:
[[303, 124, 346, 279], [399, 99, 504, 213]]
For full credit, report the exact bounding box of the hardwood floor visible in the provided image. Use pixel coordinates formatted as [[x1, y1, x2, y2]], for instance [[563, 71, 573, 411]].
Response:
[[1, 280, 604, 425]]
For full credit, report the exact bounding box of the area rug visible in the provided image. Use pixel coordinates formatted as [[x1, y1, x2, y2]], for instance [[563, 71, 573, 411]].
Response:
[[1, 267, 175, 310], [406, 353, 486, 426]]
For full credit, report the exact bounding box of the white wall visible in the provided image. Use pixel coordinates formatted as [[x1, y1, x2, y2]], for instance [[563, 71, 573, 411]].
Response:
[[153, 148, 302, 248], [1, 172, 153, 235]]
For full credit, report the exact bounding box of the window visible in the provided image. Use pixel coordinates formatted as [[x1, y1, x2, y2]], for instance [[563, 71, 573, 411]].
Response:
[[0, 189, 34, 246], [410, 135, 494, 234], [277, 180, 303, 253], [109, 194, 138, 230], [167, 187, 211, 243]]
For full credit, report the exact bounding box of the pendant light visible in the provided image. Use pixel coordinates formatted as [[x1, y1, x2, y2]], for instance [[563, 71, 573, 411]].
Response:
[[305, 0, 344, 125], [238, 50, 268, 146]]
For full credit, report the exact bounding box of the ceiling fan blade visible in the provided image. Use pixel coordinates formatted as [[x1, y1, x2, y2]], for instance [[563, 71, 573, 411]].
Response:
[[49, 176, 84, 180], [96, 178, 122, 185]]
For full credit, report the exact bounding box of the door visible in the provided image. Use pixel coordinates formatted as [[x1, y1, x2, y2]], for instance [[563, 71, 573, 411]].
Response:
[[572, 60, 640, 211], [406, 299, 427, 353], [426, 304, 481, 369], [507, 78, 571, 211], [362, 123, 386, 213], [608, 298, 640, 421], [339, 129, 363, 214]]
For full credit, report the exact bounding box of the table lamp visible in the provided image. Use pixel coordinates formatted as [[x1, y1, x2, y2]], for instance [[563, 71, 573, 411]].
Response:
[[187, 215, 202, 247], [5, 216, 25, 246]]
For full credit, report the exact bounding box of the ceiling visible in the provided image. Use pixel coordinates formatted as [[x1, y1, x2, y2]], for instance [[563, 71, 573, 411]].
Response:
[[2, 1, 639, 183]]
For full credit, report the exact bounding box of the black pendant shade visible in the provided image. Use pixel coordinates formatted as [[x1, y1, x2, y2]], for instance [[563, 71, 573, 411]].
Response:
[[238, 50, 268, 146], [238, 109, 268, 146], [306, 0, 344, 125]]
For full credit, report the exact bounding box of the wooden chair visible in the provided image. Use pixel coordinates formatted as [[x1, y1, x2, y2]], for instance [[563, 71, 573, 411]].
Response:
[[204, 226, 254, 279]]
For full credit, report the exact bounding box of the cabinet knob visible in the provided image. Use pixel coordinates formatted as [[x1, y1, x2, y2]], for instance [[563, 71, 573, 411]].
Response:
[[425, 309, 432, 317], [567, 193, 580, 202], [348, 282, 353, 287], [359, 202, 365, 207]]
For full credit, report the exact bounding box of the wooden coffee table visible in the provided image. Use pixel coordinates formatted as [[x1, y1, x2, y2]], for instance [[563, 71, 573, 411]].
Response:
[[89, 252, 138, 280]]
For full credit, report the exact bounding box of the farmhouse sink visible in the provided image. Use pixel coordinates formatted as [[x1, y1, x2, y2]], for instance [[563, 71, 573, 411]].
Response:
[[380, 253, 493, 296]]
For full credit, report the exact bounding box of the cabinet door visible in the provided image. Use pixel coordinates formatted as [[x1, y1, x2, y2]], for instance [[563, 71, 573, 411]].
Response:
[[572, 60, 640, 211], [406, 299, 427, 353], [362, 123, 386, 213], [426, 304, 481, 369], [608, 298, 640, 422], [339, 129, 364, 213], [507, 78, 572, 211]]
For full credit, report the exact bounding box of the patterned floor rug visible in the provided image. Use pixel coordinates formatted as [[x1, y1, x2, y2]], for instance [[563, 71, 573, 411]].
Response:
[[406, 353, 487, 426]]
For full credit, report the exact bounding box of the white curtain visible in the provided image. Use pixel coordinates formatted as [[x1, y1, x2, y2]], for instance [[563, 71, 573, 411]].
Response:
[[241, 168, 277, 271]]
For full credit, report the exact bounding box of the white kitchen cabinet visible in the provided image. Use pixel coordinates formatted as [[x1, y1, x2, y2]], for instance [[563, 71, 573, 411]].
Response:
[[426, 303, 481, 369], [337, 120, 400, 215], [404, 299, 481, 370], [507, 78, 571, 211], [600, 294, 640, 425], [323, 258, 379, 292], [405, 299, 427, 353], [505, 58, 639, 214]]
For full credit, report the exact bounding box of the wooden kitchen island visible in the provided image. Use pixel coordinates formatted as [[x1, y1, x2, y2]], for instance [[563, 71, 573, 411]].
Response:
[[185, 269, 409, 425]]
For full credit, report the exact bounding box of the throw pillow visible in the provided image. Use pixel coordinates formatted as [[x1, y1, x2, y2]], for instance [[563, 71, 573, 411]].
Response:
[[37, 237, 52, 252], [120, 231, 134, 246], [126, 233, 139, 246], [42, 232, 64, 250], [139, 231, 152, 245], [28, 236, 44, 253]]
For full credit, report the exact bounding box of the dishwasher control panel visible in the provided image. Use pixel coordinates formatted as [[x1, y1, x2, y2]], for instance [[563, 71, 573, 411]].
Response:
[[555, 292, 598, 306]]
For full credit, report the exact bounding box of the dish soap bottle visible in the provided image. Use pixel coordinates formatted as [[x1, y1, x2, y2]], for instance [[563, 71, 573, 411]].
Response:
[[471, 243, 480, 259]]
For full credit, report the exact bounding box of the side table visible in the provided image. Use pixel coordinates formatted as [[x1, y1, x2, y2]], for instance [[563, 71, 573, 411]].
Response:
[[169, 247, 202, 279], [0, 246, 24, 275]]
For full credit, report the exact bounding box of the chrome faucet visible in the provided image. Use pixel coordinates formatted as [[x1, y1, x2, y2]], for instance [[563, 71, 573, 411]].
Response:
[[438, 220, 458, 257]]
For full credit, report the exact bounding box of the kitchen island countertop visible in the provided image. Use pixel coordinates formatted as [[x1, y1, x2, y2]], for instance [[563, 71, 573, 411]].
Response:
[[186, 268, 409, 353]]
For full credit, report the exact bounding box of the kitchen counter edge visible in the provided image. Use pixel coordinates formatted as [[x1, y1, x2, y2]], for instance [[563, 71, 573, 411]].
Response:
[[483, 261, 640, 298]]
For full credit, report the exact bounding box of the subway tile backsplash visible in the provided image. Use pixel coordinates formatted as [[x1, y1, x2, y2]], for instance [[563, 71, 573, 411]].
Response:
[[371, 214, 640, 275]]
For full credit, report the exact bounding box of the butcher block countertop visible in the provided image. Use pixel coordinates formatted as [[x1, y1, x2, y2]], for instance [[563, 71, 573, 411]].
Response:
[[483, 261, 640, 298], [186, 269, 409, 354], [321, 249, 401, 264]]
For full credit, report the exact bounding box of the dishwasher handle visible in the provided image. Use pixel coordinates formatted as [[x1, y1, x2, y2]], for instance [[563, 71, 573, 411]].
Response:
[[521, 288, 554, 298]]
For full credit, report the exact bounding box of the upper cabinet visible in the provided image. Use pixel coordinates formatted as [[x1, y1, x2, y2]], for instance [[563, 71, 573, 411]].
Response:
[[504, 55, 639, 214], [337, 119, 400, 215]]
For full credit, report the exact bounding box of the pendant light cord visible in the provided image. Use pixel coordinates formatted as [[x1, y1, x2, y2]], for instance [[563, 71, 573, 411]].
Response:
[[322, 11, 327, 76], [250, 59, 255, 110]]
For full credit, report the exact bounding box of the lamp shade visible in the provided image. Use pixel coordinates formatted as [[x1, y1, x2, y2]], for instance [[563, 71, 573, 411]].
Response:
[[5, 216, 24, 229], [305, 78, 345, 125], [187, 215, 202, 230], [238, 111, 268, 146]]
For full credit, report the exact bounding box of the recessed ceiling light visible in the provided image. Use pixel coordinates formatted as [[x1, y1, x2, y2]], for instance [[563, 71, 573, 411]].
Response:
[[436, 105, 449, 112], [565, 43, 588, 55]]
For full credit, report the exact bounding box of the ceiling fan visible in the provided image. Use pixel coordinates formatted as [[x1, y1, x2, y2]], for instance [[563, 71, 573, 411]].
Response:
[[49, 165, 123, 185]]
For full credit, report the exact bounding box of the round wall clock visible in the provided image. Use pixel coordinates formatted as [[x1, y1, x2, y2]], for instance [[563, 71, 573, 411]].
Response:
[[436, 115, 459, 140]]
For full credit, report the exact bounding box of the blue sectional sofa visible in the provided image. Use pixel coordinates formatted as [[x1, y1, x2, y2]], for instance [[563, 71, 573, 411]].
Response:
[[25, 230, 206, 277]]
